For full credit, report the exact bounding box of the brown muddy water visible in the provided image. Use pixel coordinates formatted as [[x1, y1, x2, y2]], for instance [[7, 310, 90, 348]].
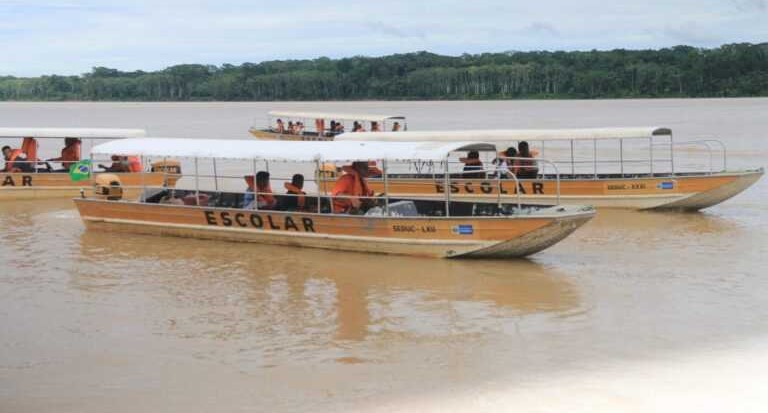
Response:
[[1, 99, 767, 412]]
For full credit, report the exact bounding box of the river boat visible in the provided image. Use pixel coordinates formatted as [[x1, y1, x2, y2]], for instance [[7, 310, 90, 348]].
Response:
[[249, 111, 407, 141], [74, 138, 594, 258], [0, 127, 180, 201], [333, 127, 763, 210]]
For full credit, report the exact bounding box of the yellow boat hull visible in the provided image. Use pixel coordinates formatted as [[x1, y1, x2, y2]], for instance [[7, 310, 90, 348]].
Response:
[[74, 199, 594, 258], [335, 170, 764, 211], [0, 172, 177, 201]]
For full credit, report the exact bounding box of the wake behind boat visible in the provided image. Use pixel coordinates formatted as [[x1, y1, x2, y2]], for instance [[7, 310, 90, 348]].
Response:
[[74, 138, 594, 258]]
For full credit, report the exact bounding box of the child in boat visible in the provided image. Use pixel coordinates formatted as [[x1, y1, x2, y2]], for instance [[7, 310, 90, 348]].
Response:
[[331, 161, 374, 214], [512, 141, 539, 179], [392, 122, 401, 132], [244, 171, 276, 210], [282, 174, 306, 211], [2, 145, 32, 172], [460, 150, 485, 179], [99, 155, 130, 173], [47, 138, 81, 172], [492, 147, 517, 178]]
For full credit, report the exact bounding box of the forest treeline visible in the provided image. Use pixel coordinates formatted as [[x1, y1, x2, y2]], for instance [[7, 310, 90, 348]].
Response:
[[2, 43, 767, 101]]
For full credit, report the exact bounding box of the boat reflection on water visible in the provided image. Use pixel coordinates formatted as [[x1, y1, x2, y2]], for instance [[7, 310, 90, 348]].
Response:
[[76, 231, 581, 364]]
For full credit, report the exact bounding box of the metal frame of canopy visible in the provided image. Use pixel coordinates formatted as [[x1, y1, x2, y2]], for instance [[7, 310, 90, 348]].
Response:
[[338, 127, 730, 178], [1, 128, 148, 173], [89, 138, 564, 216]]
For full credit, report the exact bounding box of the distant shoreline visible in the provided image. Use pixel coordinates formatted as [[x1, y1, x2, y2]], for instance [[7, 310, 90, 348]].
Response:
[[2, 43, 766, 102], [1, 96, 767, 104]]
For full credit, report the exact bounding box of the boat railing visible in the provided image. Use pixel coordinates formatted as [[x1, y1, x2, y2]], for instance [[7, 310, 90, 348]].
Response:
[[498, 157, 561, 205], [669, 139, 727, 174]]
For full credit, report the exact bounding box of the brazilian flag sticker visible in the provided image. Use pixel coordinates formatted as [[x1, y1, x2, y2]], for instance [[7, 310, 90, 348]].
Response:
[[69, 160, 92, 182]]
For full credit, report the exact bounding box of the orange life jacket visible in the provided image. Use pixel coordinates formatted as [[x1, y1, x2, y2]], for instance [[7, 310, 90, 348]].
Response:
[[21, 137, 37, 164], [315, 119, 324, 136], [331, 167, 372, 214], [127, 156, 142, 173], [4, 149, 23, 172], [284, 182, 306, 209]]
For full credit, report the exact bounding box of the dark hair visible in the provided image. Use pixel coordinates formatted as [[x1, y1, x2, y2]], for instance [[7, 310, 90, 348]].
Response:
[[291, 174, 304, 187], [505, 147, 517, 158], [2, 145, 10, 152], [256, 171, 270, 186], [518, 141, 531, 157], [467, 150, 479, 159]]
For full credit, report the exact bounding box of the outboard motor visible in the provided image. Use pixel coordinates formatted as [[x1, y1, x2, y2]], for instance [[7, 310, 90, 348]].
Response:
[[93, 174, 123, 201]]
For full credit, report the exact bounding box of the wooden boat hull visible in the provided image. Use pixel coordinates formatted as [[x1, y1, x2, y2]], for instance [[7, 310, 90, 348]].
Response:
[[74, 199, 594, 258], [341, 169, 763, 211], [249, 128, 333, 141], [0, 172, 176, 201]]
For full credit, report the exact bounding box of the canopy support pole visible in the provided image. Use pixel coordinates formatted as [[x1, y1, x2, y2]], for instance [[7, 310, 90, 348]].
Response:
[[619, 138, 624, 177], [670, 134, 675, 175], [140, 155, 146, 202], [649, 137, 654, 177], [382, 159, 390, 216], [443, 159, 451, 217], [194, 157, 200, 206], [315, 160, 322, 214], [212, 158, 219, 192], [593, 139, 598, 179], [570, 140, 575, 177], [252, 159, 258, 210]]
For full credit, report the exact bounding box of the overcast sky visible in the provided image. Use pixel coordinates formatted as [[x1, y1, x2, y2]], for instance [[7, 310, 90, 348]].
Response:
[[1, 0, 766, 76]]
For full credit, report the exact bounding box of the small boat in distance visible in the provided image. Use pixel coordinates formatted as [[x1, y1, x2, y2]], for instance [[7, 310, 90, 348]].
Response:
[[1, 127, 180, 200], [74, 138, 594, 258], [335, 127, 763, 211], [249, 111, 407, 141]]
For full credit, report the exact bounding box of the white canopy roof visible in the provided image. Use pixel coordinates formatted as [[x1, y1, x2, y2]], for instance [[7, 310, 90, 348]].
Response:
[[89, 138, 494, 162], [0, 127, 147, 139], [267, 111, 406, 123], [337, 127, 672, 142]]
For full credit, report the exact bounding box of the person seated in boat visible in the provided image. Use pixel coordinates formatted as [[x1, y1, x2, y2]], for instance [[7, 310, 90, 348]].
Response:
[[275, 118, 285, 133], [460, 150, 485, 179], [371, 121, 381, 132], [512, 141, 539, 179], [98, 155, 130, 173], [329, 120, 337, 136], [295, 122, 305, 135], [352, 121, 366, 132], [2, 145, 32, 172], [392, 122, 401, 132], [491, 147, 517, 178], [331, 161, 374, 214], [281, 174, 306, 211], [47, 137, 81, 172], [244, 171, 276, 210], [334, 122, 345, 134], [287, 121, 295, 135]]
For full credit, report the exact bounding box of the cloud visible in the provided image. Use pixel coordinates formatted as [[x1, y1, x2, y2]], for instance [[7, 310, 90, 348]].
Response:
[[730, 0, 767, 12], [525, 22, 560, 37], [1, 0, 766, 76]]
